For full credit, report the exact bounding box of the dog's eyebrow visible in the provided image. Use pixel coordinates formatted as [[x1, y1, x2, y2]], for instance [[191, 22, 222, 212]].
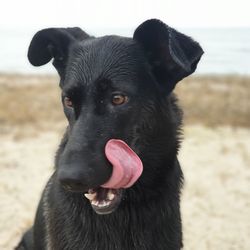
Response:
[[63, 83, 83, 96]]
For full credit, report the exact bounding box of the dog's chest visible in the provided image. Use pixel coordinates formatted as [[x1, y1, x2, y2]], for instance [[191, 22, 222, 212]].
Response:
[[50, 215, 151, 250]]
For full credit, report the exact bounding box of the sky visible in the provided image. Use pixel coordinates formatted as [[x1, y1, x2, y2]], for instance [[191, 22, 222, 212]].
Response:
[[0, 0, 250, 32]]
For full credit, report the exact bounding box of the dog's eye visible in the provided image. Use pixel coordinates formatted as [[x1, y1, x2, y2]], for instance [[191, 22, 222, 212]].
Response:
[[64, 97, 73, 108], [112, 94, 128, 105]]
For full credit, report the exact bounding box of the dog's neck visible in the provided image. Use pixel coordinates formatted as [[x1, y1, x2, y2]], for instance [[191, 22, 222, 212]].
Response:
[[45, 167, 182, 250]]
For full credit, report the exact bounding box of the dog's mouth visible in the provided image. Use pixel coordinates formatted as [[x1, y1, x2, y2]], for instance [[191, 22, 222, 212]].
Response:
[[84, 139, 143, 215], [84, 187, 123, 215]]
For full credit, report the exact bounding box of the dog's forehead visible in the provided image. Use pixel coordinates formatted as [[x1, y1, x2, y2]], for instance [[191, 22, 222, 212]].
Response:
[[65, 36, 145, 86]]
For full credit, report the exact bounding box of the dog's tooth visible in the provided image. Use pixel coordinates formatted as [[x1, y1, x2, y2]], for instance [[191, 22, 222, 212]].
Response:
[[91, 200, 99, 206], [104, 200, 111, 206], [99, 201, 106, 207], [84, 193, 96, 200], [108, 192, 115, 201]]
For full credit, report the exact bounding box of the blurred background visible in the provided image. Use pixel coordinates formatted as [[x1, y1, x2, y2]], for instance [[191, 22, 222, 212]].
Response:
[[0, 0, 249, 249]]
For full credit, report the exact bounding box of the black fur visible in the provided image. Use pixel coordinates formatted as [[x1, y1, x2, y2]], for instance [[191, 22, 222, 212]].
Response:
[[17, 19, 203, 250]]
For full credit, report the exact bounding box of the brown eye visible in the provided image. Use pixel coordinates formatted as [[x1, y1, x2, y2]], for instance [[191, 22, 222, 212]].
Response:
[[112, 94, 128, 105], [64, 97, 73, 108]]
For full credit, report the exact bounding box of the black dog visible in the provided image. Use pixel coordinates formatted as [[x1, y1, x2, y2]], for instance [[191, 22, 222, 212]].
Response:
[[17, 19, 203, 250]]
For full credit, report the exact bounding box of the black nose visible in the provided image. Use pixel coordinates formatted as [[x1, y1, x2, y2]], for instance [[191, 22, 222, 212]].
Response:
[[57, 160, 113, 193], [60, 178, 88, 192], [58, 167, 90, 192]]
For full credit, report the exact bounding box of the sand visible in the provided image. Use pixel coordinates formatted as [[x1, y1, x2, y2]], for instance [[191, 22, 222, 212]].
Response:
[[0, 125, 249, 249], [181, 126, 250, 249]]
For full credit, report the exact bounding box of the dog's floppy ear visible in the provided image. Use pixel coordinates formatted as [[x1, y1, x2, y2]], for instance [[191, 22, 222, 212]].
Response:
[[28, 27, 90, 77], [133, 19, 204, 93]]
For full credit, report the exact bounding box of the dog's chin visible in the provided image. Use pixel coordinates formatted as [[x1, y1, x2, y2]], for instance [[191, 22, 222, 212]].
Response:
[[84, 187, 123, 215]]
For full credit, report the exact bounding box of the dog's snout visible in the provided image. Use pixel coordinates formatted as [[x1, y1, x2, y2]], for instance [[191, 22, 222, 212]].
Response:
[[61, 179, 87, 192], [57, 161, 112, 193], [58, 167, 90, 192]]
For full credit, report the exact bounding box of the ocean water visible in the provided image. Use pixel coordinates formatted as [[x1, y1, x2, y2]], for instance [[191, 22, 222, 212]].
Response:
[[0, 27, 249, 75]]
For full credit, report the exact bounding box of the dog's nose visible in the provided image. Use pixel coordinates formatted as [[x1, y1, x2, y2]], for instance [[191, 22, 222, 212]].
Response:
[[60, 178, 88, 192], [58, 167, 90, 192]]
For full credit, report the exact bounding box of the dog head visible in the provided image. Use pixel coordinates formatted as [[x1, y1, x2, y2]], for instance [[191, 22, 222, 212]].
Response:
[[28, 19, 203, 214]]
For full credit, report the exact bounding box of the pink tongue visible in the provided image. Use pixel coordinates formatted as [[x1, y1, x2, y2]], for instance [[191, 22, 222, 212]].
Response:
[[101, 139, 143, 189]]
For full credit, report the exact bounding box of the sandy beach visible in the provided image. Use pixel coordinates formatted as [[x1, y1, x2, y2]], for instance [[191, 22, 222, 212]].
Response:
[[0, 74, 249, 249]]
